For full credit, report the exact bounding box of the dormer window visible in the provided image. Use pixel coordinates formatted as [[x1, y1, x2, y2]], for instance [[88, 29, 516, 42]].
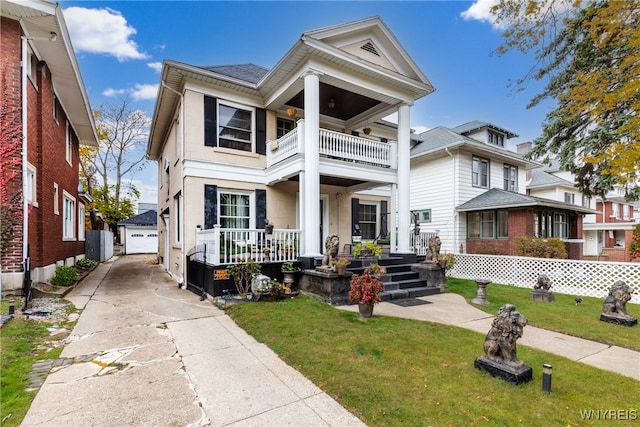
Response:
[[488, 131, 504, 147]]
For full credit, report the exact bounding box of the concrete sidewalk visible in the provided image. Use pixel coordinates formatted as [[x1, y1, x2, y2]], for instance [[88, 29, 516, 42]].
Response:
[[21, 255, 365, 427], [337, 293, 640, 381]]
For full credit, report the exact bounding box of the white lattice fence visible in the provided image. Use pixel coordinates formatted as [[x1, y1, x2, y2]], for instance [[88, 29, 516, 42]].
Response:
[[448, 254, 640, 304]]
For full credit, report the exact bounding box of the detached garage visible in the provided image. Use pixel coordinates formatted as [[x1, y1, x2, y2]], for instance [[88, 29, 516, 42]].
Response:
[[117, 210, 158, 254]]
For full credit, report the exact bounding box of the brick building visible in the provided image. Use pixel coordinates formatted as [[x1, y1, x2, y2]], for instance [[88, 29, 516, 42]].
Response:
[[1, 0, 97, 294]]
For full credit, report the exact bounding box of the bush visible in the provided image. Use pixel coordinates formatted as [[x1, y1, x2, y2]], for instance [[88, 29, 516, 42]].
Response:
[[51, 265, 78, 287], [629, 224, 640, 259], [515, 236, 567, 259], [76, 258, 98, 269]]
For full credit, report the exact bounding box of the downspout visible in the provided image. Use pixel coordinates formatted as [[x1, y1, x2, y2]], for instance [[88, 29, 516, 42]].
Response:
[[161, 81, 185, 285], [445, 147, 457, 253], [20, 34, 29, 282]]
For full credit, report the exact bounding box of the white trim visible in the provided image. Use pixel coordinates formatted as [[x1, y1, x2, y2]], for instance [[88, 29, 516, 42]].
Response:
[[78, 203, 85, 241], [26, 162, 38, 207], [53, 183, 59, 215], [183, 159, 265, 183], [65, 121, 72, 165], [62, 190, 76, 240]]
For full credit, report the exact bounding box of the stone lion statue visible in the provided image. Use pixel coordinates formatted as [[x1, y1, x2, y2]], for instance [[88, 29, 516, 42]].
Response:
[[428, 235, 441, 262], [534, 274, 552, 291], [321, 234, 340, 268], [601, 280, 636, 322], [483, 304, 528, 368]]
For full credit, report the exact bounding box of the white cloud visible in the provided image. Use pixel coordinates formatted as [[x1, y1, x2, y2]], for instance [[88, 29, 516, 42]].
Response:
[[460, 0, 501, 28], [147, 62, 163, 73], [103, 88, 126, 97], [64, 6, 148, 61], [131, 84, 159, 101]]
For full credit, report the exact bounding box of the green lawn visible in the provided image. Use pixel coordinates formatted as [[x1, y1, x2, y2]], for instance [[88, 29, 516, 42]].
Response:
[[446, 278, 640, 351], [228, 295, 639, 427]]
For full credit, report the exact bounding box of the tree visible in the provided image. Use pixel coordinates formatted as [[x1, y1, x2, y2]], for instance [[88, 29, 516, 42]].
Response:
[[491, 0, 640, 200], [81, 96, 150, 232]]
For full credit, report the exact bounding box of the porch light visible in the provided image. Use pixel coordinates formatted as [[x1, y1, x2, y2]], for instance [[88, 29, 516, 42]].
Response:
[[328, 98, 335, 109], [287, 108, 297, 117]]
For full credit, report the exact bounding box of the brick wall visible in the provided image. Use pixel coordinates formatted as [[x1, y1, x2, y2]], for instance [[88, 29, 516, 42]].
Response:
[[1, 18, 25, 273], [1, 16, 85, 275]]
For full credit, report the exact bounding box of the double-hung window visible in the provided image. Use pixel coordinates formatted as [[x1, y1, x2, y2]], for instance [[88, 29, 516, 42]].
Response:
[[503, 164, 517, 192], [472, 156, 489, 188], [359, 203, 377, 240], [468, 210, 508, 239], [220, 191, 251, 229], [63, 191, 76, 240], [218, 103, 252, 152], [276, 118, 294, 138]]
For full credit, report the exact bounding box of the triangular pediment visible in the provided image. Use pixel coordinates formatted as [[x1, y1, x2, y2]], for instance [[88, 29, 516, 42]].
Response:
[[303, 17, 430, 84]]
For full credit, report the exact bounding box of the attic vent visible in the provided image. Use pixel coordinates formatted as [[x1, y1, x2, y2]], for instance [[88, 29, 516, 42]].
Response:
[[360, 41, 380, 56]]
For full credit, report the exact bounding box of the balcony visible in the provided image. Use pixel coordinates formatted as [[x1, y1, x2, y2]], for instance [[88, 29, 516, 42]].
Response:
[[266, 121, 397, 174]]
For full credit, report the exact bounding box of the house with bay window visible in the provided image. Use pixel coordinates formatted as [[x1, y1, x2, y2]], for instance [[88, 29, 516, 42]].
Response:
[[409, 121, 596, 260], [1, 0, 98, 294], [146, 17, 434, 285]]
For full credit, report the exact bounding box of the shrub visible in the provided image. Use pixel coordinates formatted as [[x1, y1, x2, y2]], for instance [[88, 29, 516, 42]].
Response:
[[475, 245, 504, 255], [515, 236, 567, 259], [76, 258, 98, 269], [629, 224, 640, 260], [51, 265, 78, 287], [228, 259, 261, 296], [349, 268, 384, 305]]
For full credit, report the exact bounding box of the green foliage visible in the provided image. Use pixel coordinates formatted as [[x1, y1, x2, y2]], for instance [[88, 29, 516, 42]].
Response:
[[229, 295, 639, 426], [51, 265, 78, 287], [76, 258, 98, 270], [91, 184, 138, 234], [228, 259, 261, 295], [474, 245, 505, 255], [281, 261, 299, 272], [514, 236, 567, 259], [629, 224, 640, 259], [491, 1, 640, 200], [353, 241, 382, 259]]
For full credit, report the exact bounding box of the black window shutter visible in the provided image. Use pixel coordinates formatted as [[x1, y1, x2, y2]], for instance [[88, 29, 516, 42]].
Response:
[[255, 189, 267, 229], [204, 184, 218, 229], [380, 200, 388, 237], [256, 108, 266, 155], [204, 96, 217, 147], [351, 197, 360, 236]]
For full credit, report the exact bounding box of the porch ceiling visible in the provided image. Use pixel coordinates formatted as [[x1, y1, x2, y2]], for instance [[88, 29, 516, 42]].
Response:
[[287, 175, 365, 187], [286, 82, 383, 121]]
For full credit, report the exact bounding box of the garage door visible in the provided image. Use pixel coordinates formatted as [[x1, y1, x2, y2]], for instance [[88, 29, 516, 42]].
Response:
[[125, 228, 158, 254]]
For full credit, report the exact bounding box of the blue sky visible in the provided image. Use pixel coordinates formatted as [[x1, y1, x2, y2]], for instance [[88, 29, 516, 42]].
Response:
[[60, 0, 552, 205]]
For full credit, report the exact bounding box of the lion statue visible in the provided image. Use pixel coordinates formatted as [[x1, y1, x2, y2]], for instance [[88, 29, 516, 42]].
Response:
[[428, 235, 441, 262], [320, 234, 340, 269], [601, 280, 636, 322], [483, 304, 528, 368], [534, 274, 552, 291]]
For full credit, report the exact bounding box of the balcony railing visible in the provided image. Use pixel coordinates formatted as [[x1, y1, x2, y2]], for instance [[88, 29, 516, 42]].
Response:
[[195, 225, 301, 265], [267, 121, 394, 168]]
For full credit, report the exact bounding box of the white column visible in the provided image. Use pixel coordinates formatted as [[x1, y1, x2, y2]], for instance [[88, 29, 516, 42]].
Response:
[[390, 183, 397, 252], [302, 70, 321, 256], [396, 103, 412, 253]]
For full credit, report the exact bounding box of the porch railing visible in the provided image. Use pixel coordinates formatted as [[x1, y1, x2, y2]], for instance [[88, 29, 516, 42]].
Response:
[[195, 225, 301, 265], [267, 121, 393, 168], [410, 231, 439, 256]]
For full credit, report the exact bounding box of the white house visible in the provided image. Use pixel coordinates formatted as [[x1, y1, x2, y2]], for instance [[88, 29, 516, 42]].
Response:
[[410, 121, 595, 259], [146, 17, 434, 285]]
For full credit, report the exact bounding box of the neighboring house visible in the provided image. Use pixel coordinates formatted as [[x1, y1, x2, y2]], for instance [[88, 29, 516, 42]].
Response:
[[117, 210, 159, 255], [1, 0, 98, 294], [410, 121, 595, 259], [522, 147, 637, 262], [137, 202, 158, 215], [146, 17, 434, 284]]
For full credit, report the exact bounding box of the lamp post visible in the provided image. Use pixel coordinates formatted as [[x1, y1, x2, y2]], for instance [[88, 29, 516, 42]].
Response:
[[542, 364, 552, 393]]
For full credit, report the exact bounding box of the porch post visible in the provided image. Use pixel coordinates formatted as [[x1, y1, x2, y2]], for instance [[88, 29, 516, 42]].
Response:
[[396, 103, 412, 253], [390, 183, 397, 252], [302, 70, 322, 256]]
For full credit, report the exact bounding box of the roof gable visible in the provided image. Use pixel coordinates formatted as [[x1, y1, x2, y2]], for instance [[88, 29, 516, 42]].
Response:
[[456, 188, 597, 214], [452, 120, 518, 139], [302, 16, 430, 84], [118, 210, 157, 226]]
